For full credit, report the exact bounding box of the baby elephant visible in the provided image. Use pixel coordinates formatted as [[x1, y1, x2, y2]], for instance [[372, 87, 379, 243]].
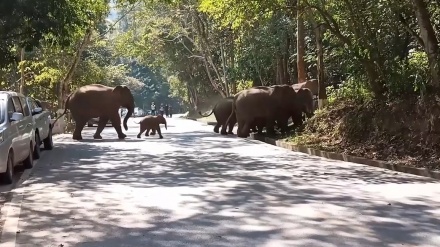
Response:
[[134, 115, 168, 139]]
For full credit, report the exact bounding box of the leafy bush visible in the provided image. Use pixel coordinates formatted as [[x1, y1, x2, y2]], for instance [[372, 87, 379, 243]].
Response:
[[326, 77, 372, 104], [236, 80, 253, 92]]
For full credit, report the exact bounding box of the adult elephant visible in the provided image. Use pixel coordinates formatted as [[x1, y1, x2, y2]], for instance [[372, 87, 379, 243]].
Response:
[[223, 85, 300, 138], [280, 88, 315, 131], [198, 97, 236, 134], [199, 97, 260, 135], [53, 84, 135, 140]]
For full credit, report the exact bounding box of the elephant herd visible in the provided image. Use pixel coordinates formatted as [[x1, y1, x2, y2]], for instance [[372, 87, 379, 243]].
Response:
[[199, 84, 315, 138], [53, 83, 167, 140], [51, 82, 315, 141]]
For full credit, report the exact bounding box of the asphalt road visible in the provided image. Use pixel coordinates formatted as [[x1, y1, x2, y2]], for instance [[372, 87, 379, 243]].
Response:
[[1, 115, 440, 247]]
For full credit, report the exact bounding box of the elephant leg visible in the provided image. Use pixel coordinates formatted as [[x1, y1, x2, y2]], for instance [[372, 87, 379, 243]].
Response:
[[213, 123, 221, 133], [150, 128, 156, 135], [237, 119, 249, 138], [278, 120, 288, 134], [265, 117, 276, 136], [220, 120, 228, 135], [241, 121, 251, 138], [137, 124, 146, 138], [257, 121, 264, 134], [109, 113, 126, 139], [72, 118, 87, 140], [156, 126, 163, 139], [227, 121, 235, 135], [93, 117, 109, 139], [145, 128, 150, 136]]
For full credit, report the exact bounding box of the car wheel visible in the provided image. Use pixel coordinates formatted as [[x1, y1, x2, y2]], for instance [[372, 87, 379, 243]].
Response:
[[0, 152, 14, 184], [33, 132, 41, 159], [23, 143, 34, 169], [43, 127, 54, 150]]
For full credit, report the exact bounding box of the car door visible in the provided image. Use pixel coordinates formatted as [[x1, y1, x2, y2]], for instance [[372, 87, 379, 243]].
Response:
[[28, 98, 46, 139], [18, 96, 34, 151], [10, 96, 29, 160], [6, 97, 23, 161], [37, 100, 51, 139]]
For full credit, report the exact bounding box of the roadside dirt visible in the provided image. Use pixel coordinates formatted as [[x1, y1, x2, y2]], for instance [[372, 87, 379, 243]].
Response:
[[286, 94, 440, 171]]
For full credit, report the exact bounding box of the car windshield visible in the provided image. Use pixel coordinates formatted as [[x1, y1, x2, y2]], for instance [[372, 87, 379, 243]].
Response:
[[0, 99, 5, 124]]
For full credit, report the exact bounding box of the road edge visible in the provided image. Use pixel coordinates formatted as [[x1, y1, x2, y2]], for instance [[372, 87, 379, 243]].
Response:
[[189, 118, 440, 180], [0, 152, 47, 246], [249, 133, 440, 180]]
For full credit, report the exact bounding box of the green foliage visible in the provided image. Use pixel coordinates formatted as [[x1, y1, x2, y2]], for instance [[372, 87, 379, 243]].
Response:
[[326, 78, 372, 104], [236, 80, 253, 92], [0, 0, 110, 67]]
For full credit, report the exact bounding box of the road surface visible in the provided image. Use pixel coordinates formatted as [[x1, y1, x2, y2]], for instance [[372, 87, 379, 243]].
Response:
[[1, 116, 440, 247]]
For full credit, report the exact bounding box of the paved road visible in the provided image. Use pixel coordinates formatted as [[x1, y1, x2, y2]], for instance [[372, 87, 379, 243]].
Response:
[[1, 116, 440, 247]]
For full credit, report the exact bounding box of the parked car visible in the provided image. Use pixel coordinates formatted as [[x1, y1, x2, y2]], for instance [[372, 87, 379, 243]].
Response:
[[27, 98, 54, 158], [0, 91, 36, 184]]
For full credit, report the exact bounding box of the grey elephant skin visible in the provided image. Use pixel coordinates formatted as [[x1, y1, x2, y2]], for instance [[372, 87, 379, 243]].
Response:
[[223, 85, 315, 138], [199, 97, 263, 135], [198, 97, 237, 135], [134, 115, 167, 139], [53, 84, 135, 140]]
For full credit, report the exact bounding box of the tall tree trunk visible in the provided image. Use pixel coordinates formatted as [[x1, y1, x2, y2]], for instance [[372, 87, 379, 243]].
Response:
[[412, 0, 440, 87], [230, 30, 237, 94], [220, 39, 229, 96], [297, 0, 307, 84], [284, 36, 291, 84], [277, 56, 286, 84], [362, 59, 384, 95], [58, 28, 93, 109], [314, 22, 327, 109], [19, 47, 25, 94]]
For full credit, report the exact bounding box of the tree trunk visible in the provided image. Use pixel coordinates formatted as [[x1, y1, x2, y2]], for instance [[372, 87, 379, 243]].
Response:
[[19, 47, 25, 94], [58, 28, 93, 109], [412, 0, 440, 87], [315, 23, 327, 109], [363, 59, 384, 96], [220, 39, 229, 96], [230, 30, 237, 94], [277, 56, 286, 84], [284, 36, 290, 84], [297, 0, 307, 84]]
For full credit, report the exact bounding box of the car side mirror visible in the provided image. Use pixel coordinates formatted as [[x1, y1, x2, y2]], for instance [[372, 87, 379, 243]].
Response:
[[10, 112, 24, 122], [32, 107, 43, 115]]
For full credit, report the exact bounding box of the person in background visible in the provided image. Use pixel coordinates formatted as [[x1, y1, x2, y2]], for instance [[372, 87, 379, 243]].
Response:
[[164, 104, 169, 117], [169, 105, 172, 118], [159, 103, 165, 116], [151, 102, 156, 115]]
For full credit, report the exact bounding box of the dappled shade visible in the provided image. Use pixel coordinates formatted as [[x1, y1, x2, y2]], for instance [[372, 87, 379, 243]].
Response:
[[13, 120, 440, 247]]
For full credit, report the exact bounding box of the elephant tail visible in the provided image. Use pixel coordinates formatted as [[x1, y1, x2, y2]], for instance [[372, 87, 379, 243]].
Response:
[[198, 109, 214, 117], [50, 93, 72, 129], [224, 97, 236, 128]]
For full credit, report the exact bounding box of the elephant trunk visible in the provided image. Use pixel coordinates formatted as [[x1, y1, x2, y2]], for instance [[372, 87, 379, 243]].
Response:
[[164, 119, 167, 130], [123, 105, 134, 131]]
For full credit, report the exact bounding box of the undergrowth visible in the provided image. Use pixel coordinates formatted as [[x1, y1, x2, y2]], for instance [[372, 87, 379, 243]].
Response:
[[286, 93, 440, 170]]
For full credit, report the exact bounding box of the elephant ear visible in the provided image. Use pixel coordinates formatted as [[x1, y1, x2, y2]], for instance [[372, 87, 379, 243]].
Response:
[[113, 85, 128, 93], [113, 85, 129, 98]]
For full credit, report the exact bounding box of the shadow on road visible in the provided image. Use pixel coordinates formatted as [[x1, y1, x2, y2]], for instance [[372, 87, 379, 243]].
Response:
[[14, 131, 440, 247]]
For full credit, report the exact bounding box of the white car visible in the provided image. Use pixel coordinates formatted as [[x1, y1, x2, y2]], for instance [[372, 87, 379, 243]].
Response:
[[0, 91, 36, 184], [27, 98, 54, 158]]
